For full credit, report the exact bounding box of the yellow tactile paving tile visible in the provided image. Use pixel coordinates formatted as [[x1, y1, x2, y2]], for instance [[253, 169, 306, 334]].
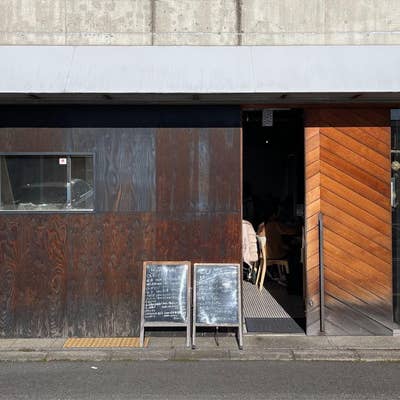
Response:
[[63, 337, 148, 348]]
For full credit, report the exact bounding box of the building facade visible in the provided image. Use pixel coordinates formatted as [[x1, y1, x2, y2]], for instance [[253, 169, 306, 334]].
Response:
[[0, 1, 399, 338]]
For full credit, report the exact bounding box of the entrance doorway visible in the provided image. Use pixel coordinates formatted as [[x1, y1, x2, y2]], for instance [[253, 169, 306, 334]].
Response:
[[242, 109, 306, 334]]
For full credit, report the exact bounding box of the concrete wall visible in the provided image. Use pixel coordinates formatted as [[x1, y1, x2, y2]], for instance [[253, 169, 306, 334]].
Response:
[[0, 0, 399, 45]]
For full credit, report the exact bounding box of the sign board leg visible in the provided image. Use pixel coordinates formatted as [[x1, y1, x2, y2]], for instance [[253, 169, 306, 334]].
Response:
[[140, 325, 145, 348], [186, 286, 191, 348], [186, 326, 190, 348], [192, 324, 196, 349], [238, 325, 244, 350]]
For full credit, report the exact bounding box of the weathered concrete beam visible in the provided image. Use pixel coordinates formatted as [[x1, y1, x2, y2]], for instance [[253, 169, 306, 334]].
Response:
[[0, 0, 400, 45]]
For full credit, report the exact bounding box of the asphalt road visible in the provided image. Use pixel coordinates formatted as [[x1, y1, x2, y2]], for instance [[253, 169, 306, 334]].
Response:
[[0, 361, 399, 400]]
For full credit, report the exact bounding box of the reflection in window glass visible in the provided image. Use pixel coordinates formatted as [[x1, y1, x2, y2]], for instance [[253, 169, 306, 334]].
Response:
[[0, 155, 94, 211]]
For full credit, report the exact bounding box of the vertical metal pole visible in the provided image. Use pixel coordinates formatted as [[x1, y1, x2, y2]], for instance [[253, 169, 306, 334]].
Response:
[[192, 265, 197, 349], [140, 263, 147, 348], [318, 213, 325, 333], [237, 265, 243, 350], [186, 265, 191, 348]]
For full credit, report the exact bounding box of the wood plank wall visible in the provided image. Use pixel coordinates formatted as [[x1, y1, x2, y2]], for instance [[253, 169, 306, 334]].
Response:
[[0, 114, 241, 337], [305, 108, 393, 335]]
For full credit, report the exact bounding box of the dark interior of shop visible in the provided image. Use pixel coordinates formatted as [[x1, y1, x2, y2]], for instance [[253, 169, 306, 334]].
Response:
[[242, 109, 306, 333]]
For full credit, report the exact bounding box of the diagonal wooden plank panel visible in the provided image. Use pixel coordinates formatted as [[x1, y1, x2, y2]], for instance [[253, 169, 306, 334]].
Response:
[[306, 253, 319, 271], [323, 215, 391, 263], [307, 172, 320, 192], [321, 187, 390, 236], [321, 201, 391, 250], [305, 127, 320, 141], [306, 147, 320, 166], [320, 127, 390, 170], [321, 174, 390, 223], [323, 293, 391, 334], [306, 188, 320, 208], [320, 155, 389, 208], [325, 298, 391, 336], [324, 254, 391, 300], [307, 265, 320, 283], [320, 135, 389, 184], [306, 199, 321, 219], [324, 255, 391, 301], [325, 271, 392, 314], [324, 228, 391, 274], [306, 227, 319, 257], [320, 146, 390, 199], [323, 239, 391, 287], [306, 133, 320, 152], [323, 125, 389, 157], [306, 213, 319, 233], [305, 108, 392, 336], [306, 160, 320, 180]]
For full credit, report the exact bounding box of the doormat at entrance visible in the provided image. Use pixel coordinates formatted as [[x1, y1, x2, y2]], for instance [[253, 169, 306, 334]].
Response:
[[245, 318, 304, 334], [63, 337, 149, 348]]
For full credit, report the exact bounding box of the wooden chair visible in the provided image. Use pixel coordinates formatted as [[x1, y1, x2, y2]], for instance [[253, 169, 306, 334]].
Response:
[[255, 236, 267, 290], [256, 236, 289, 290]]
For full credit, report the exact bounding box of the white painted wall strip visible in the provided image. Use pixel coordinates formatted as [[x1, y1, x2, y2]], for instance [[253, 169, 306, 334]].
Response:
[[0, 46, 400, 94]]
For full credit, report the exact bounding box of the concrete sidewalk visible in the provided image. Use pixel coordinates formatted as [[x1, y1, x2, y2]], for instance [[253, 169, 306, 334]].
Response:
[[1, 336, 400, 362]]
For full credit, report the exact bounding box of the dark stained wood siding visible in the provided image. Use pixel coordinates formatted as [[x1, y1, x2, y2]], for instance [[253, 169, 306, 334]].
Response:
[[0, 109, 241, 337], [305, 108, 393, 335], [0, 215, 68, 337], [156, 128, 240, 214]]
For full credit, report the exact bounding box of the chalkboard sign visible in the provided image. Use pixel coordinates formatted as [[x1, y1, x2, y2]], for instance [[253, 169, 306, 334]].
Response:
[[144, 263, 188, 322], [140, 261, 191, 347], [192, 263, 243, 350], [195, 265, 239, 324]]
